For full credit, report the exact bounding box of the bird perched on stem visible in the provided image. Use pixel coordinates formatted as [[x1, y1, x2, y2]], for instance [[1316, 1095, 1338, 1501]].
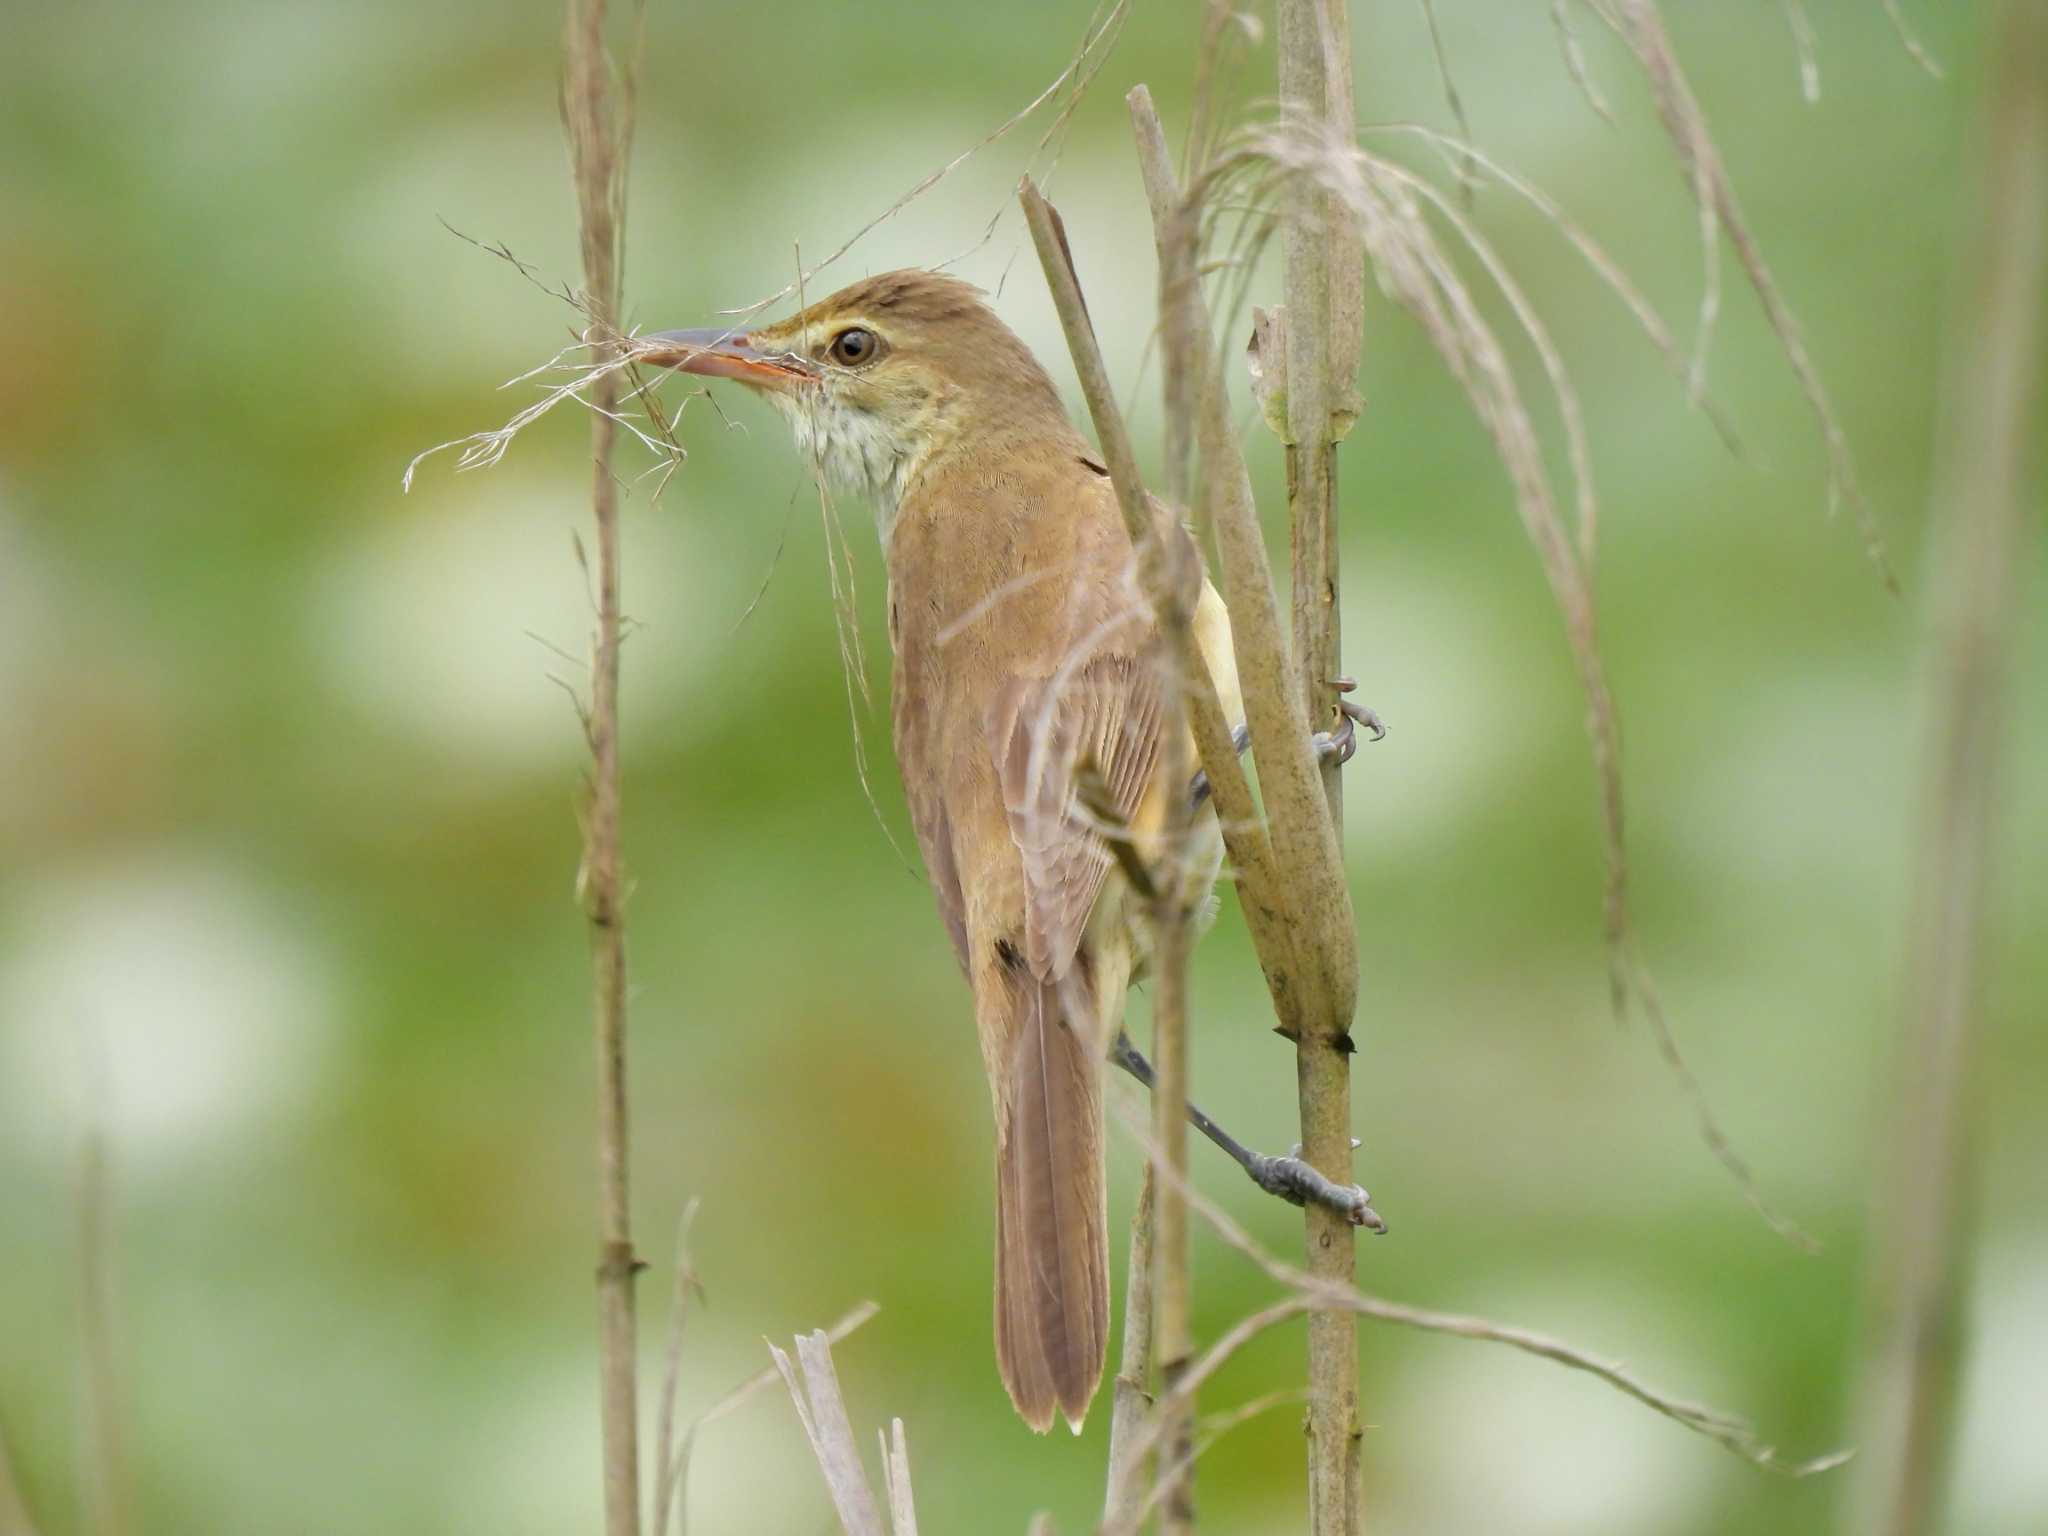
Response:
[[642, 270, 1370, 1432]]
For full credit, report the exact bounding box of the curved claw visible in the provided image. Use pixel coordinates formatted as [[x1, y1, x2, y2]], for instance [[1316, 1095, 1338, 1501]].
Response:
[[1312, 710, 1366, 767], [1311, 677, 1386, 768], [1311, 724, 1355, 769], [1328, 677, 1386, 742], [1339, 698, 1387, 743]]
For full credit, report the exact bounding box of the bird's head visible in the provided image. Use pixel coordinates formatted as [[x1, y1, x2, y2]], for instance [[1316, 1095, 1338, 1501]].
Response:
[[640, 269, 1071, 527]]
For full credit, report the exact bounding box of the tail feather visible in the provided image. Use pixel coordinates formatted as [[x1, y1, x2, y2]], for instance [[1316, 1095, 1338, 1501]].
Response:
[[994, 976, 1108, 1433]]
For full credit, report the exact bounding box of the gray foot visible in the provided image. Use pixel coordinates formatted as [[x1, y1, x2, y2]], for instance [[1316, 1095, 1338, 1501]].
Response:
[[1193, 687, 1387, 808], [1246, 1143, 1387, 1232], [1312, 676, 1387, 768], [1111, 1033, 1387, 1231]]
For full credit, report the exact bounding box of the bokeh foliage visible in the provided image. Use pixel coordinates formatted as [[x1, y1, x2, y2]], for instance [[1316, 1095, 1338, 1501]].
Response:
[[2, 3, 2043, 1532]]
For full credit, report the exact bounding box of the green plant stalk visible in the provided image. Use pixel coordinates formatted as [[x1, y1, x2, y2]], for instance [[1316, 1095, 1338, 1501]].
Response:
[[1277, 2, 1366, 1530]]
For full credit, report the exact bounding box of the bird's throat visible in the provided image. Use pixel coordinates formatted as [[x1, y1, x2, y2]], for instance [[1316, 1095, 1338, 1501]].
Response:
[[774, 392, 922, 542]]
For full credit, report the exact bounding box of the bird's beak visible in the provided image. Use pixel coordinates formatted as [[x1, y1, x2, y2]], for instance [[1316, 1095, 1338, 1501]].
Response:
[[634, 328, 815, 390]]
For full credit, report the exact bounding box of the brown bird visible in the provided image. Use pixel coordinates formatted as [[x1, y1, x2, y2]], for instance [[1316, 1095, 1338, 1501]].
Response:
[[644, 270, 1370, 1432]]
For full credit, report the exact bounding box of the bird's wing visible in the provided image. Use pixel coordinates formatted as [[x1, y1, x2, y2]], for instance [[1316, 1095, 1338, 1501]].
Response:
[[890, 459, 1167, 986], [988, 614, 1163, 984], [892, 671, 972, 971]]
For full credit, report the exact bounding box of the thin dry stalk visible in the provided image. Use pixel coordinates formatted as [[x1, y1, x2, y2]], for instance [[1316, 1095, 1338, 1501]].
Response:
[[1881, 0, 1945, 78], [1149, 541, 1200, 1536], [880, 1420, 918, 1536], [562, 2, 644, 1532], [651, 1201, 705, 1536], [404, 127, 693, 494], [1125, 96, 1210, 1535], [403, 343, 663, 491], [1130, 1388, 1321, 1536], [1185, 0, 1251, 190], [1415, 0, 1477, 199], [665, 1302, 878, 1535], [1604, 0, 1895, 588], [1363, 147, 1601, 561], [730, 0, 1131, 319], [1102, 1297, 1316, 1536], [1101, 1119, 1849, 1498], [1369, 122, 1745, 462], [769, 1329, 895, 1536], [1778, 0, 1822, 103], [1195, 1388, 1312, 1458], [1348, 1295, 1848, 1477], [770, 1327, 929, 1531], [1847, 3, 2048, 1531], [1139, 1253, 1848, 1492], [1551, 0, 1615, 123], [1134, 93, 1201, 510], [1103, 1171, 1156, 1529]]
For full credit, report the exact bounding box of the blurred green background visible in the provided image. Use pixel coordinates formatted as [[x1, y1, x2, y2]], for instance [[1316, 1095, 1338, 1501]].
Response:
[[3, 2, 2042, 1532]]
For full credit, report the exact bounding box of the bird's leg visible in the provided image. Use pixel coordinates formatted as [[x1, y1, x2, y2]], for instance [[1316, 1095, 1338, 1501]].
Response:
[[1189, 677, 1385, 808], [1109, 1031, 1386, 1232], [1187, 723, 1252, 810]]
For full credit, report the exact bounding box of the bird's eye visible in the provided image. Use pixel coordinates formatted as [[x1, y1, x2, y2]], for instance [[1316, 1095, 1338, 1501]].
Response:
[[829, 327, 878, 366]]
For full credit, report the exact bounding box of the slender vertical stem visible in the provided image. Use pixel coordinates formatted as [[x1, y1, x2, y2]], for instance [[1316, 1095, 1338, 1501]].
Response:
[[1151, 579, 1199, 1536], [1104, 1170, 1157, 1528], [1138, 105, 1200, 513], [651, 1201, 702, 1536], [1279, 2, 1365, 1530], [1147, 106, 1208, 1529], [1847, 4, 2047, 1533], [1133, 98, 1204, 1529], [564, 3, 641, 1532], [1151, 887, 1196, 1535]]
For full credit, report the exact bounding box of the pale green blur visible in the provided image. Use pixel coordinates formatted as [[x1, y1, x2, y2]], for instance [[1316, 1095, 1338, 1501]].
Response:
[[2, 3, 2043, 1533]]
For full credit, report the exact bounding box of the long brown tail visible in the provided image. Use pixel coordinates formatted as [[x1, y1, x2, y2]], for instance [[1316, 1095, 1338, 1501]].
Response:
[[993, 976, 1108, 1433]]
